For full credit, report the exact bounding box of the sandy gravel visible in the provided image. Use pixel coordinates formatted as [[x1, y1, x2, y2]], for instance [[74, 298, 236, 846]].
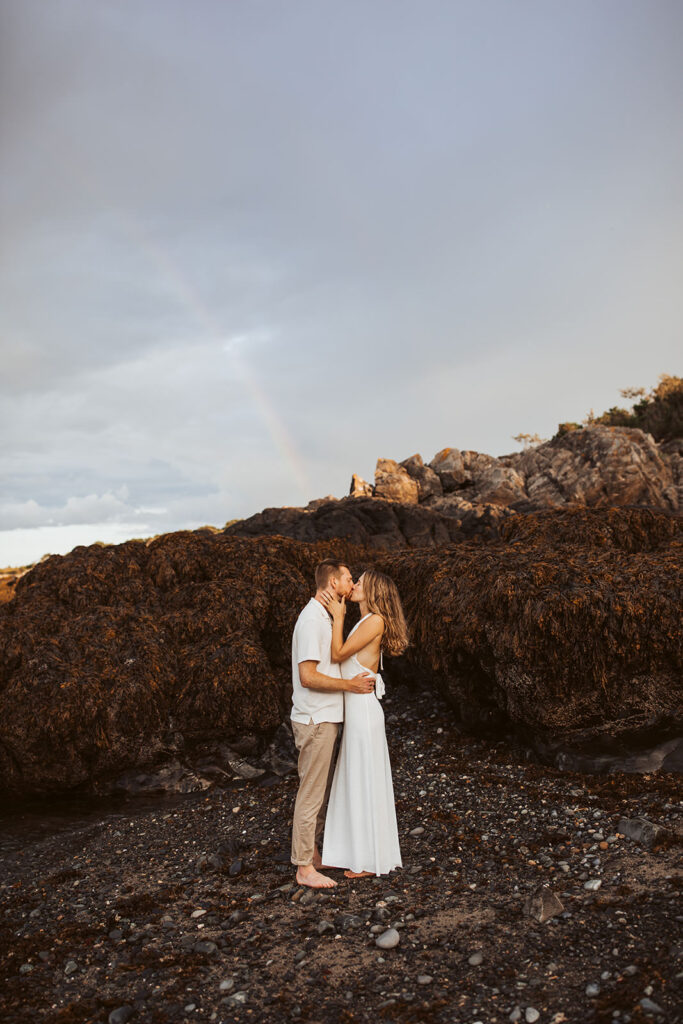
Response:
[[1, 685, 681, 1024]]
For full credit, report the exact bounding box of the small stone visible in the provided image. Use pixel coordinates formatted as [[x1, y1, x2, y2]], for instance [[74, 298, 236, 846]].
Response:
[[339, 914, 363, 930], [639, 997, 664, 1015], [108, 1008, 133, 1024], [525, 1009, 540, 1023], [64, 961, 78, 975], [523, 887, 564, 922], [509, 1009, 522, 1023], [194, 940, 218, 954], [108, 929, 123, 941], [417, 975, 432, 985], [219, 979, 235, 992], [623, 965, 638, 976], [316, 920, 335, 936], [618, 816, 668, 850], [375, 928, 400, 950], [586, 984, 600, 997], [224, 991, 248, 1006], [228, 859, 242, 877], [409, 827, 425, 836], [584, 879, 602, 891], [19, 964, 34, 974], [468, 950, 484, 966], [191, 909, 207, 918]]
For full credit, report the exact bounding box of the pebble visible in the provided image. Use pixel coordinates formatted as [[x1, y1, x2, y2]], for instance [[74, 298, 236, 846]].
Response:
[[584, 879, 602, 891], [108, 1008, 133, 1024], [223, 991, 248, 1006], [525, 1009, 540, 1023], [190, 909, 207, 918], [375, 928, 400, 950], [417, 974, 433, 985], [410, 826, 425, 836], [316, 919, 335, 935], [19, 963, 33, 974], [194, 940, 217, 954], [509, 1009, 522, 1022], [639, 997, 664, 1015], [219, 979, 235, 992], [468, 950, 484, 966], [64, 960, 78, 975], [586, 983, 600, 997]]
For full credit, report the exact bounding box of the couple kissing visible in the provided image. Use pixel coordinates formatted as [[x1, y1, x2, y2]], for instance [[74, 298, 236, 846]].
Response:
[[289, 559, 408, 889]]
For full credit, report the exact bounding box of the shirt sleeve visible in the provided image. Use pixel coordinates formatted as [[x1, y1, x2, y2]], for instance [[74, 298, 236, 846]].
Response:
[[296, 617, 328, 666]]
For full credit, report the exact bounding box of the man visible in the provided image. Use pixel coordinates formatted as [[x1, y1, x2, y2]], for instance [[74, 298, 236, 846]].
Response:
[[290, 559, 375, 888]]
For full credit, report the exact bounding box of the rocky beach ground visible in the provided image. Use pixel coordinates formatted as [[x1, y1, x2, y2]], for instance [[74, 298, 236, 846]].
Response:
[[1, 685, 681, 1024]]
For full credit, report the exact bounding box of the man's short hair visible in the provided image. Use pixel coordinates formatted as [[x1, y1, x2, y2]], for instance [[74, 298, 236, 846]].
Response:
[[315, 559, 349, 591]]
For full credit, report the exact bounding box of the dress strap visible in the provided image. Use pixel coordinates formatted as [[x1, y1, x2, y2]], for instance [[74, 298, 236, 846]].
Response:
[[380, 647, 384, 670]]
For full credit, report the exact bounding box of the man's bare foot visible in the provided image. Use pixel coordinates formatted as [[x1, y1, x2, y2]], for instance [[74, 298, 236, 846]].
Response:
[[343, 869, 375, 878], [296, 865, 337, 888]]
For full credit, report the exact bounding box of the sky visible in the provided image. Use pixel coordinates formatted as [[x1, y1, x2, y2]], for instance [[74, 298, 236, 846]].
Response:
[[1, 0, 682, 566]]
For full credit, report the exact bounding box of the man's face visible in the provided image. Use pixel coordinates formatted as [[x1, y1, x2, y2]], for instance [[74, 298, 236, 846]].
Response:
[[330, 566, 354, 599]]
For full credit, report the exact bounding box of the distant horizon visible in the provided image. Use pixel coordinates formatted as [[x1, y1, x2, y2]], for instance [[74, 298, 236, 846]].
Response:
[[0, 386, 672, 569]]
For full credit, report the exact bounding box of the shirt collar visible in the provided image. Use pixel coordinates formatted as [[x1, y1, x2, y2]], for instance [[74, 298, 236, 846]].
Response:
[[310, 596, 332, 621]]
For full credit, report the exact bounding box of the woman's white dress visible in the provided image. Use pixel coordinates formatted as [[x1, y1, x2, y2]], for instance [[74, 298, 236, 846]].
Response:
[[321, 614, 402, 876]]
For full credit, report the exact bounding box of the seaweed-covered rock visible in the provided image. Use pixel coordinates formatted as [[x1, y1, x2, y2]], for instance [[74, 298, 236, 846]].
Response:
[[0, 506, 680, 797], [379, 506, 682, 760], [0, 534, 327, 798]]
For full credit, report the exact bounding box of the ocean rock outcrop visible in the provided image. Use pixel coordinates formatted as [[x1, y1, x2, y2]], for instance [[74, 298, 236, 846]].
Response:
[[0, 507, 680, 798], [225, 496, 509, 548], [353, 426, 680, 513], [500, 425, 678, 511], [400, 454, 443, 501], [374, 458, 419, 504]]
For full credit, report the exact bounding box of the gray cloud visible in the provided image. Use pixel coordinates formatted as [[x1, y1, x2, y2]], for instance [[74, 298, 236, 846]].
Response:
[[1, 0, 682, 562]]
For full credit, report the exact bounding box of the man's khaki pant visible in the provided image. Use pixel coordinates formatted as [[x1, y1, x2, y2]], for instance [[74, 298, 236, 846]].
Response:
[[290, 720, 341, 866]]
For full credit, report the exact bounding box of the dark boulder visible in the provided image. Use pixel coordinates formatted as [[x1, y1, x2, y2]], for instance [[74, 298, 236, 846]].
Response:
[[225, 496, 501, 547]]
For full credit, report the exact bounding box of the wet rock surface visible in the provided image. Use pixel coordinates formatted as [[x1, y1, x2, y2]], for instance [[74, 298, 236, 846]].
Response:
[[1, 686, 681, 1024]]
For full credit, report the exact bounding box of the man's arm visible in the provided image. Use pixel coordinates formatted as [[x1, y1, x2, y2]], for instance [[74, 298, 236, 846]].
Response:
[[299, 661, 374, 694]]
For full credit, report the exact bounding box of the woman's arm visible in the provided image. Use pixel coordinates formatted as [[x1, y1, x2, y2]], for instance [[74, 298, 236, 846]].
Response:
[[332, 613, 383, 661], [323, 596, 384, 661]]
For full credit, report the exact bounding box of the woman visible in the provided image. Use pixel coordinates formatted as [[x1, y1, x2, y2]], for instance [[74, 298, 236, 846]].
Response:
[[320, 569, 408, 878]]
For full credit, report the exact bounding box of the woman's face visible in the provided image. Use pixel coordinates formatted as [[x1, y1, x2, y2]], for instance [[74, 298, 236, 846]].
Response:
[[350, 573, 365, 603]]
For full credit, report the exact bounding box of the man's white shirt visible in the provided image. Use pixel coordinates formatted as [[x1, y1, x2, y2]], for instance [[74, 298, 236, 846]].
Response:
[[290, 598, 344, 724]]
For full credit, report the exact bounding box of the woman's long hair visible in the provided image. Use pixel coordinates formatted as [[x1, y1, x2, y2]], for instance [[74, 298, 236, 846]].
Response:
[[362, 569, 409, 657]]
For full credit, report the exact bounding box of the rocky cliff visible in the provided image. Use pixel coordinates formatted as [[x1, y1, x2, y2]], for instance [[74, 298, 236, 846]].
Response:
[[349, 425, 681, 516]]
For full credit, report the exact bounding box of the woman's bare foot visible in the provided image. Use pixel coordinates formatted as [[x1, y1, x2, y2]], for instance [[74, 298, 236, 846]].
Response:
[[296, 864, 337, 888], [343, 869, 374, 878]]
